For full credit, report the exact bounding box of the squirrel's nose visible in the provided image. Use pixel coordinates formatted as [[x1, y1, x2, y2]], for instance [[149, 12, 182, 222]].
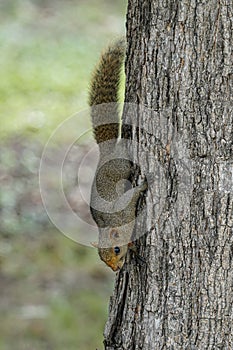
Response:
[[110, 265, 120, 272], [108, 262, 120, 272]]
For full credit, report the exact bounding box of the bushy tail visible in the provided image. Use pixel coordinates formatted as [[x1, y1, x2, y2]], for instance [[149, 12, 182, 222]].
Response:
[[89, 38, 125, 145]]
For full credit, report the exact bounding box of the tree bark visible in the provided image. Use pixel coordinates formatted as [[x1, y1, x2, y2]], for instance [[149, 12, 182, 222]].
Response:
[[104, 1, 233, 349]]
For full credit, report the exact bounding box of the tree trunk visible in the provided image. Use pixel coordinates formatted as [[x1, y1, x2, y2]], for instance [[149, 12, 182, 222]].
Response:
[[104, 1, 233, 349]]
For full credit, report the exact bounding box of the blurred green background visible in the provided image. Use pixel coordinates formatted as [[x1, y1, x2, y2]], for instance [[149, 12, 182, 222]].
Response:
[[0, 1, 126, 349]]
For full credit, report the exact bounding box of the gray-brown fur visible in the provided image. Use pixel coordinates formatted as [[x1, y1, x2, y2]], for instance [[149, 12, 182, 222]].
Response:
[[89, 39, 147, 271], [89, 39, 125, 144]]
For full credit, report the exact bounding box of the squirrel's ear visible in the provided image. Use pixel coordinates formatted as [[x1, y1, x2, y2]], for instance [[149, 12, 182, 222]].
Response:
[[91, 241, 99, 248]]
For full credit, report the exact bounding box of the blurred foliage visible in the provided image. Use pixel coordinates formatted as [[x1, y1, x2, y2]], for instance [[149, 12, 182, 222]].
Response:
[[0, 231, 112, 350], [0, 0, 126, 349], [0, 0, 126, 140]]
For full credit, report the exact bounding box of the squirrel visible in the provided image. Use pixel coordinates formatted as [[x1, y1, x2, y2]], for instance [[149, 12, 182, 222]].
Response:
[[89, 38, 147, 272]]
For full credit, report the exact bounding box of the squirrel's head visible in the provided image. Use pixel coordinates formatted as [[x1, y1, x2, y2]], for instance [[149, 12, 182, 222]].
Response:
[[91, 227, 129, 271], [98, 244, 128, 271]]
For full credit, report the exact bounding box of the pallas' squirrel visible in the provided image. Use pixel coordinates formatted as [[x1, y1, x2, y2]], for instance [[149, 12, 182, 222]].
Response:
[[89, 39, 147, 271]]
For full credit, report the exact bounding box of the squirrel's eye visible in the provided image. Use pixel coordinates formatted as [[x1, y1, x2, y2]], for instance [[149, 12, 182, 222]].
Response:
[[114, 246, 120, 255]]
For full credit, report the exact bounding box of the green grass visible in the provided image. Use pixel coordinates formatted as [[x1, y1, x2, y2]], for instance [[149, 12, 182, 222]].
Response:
[[0, 0, 126, 140]]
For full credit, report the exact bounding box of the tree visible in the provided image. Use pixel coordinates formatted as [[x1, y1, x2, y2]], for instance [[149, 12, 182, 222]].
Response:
[[103, 1, 233, 349]]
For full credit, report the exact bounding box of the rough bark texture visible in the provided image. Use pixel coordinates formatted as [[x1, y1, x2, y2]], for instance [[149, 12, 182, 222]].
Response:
[[104, 1, 233, 349]]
